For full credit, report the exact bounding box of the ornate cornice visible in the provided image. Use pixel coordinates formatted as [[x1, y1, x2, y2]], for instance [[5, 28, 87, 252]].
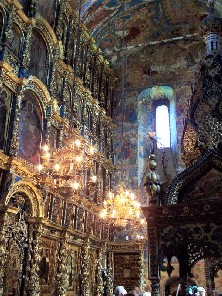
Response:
[[165, 149, 222, 205], [108, 241, 146, 252]]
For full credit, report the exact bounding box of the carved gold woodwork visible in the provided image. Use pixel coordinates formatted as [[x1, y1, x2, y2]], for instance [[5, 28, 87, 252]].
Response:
[[107, 251, 114, 296], [81, 238, 90, 296], [56, 234, 69, 296], [5, 180, 43, 217], [181, 120, 201, 166], [27, 221, 42, 295], [0, 1, 117, 295]]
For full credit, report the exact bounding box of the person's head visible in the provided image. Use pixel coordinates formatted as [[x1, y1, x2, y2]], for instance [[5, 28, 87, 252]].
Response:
[[115, 286, 127, 296], [133, 286, 141, 295]]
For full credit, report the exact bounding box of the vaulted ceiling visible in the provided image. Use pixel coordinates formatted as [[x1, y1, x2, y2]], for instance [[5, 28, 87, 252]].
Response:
[[77, 0, 222, 87]]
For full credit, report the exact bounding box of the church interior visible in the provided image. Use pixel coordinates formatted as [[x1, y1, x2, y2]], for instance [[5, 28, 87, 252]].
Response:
[[0, 0, 222, 295]]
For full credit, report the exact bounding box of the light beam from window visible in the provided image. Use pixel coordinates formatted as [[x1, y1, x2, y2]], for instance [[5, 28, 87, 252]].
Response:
[[156, 105, 170, 148]]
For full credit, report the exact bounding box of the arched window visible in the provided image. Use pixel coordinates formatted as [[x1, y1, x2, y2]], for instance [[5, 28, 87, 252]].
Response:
[[156, 104, 170, 148]]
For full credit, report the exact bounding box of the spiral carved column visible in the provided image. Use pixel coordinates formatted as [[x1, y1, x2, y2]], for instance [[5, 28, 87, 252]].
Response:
[[107, 251, 114, 296], [56, 234, 69, 296], [9, 90, 23, 156], [0, 210, 10, 295], [96, 244, 106, 296], [81, 239, 90, 296], [27, 221, 42, 295]]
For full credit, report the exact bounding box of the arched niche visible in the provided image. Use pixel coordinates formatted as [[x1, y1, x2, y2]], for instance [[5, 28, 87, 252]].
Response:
[[138, 86, 177, 187], [29, 28, 49, 85], [5, 180, 43, 217], [2, 186, 43, 294], [18, 90, 43, 164]]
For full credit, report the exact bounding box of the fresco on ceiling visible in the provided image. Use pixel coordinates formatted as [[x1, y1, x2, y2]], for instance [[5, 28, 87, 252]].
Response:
[[81, 0, 209, 69]]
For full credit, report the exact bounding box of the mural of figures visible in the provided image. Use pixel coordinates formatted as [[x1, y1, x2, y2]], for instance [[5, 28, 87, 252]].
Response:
[[18, 91, 42, 164], [29, 29, 48, 85], [127, 102, 137, 124]]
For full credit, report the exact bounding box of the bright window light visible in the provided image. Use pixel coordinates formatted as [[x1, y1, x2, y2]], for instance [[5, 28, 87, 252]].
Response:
[[156, 105, 170, 148]]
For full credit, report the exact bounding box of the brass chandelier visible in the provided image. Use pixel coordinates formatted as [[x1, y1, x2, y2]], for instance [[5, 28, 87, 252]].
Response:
[[99, 184, 145, 228], [36, 128, 98, 194]]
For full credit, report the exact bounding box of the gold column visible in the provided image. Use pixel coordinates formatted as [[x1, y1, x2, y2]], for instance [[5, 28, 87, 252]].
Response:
[[56, 233, 69, 296], [27, 220, 42, 295], [96, 246, 105, 296], [139, 248, 145, 292], [81, 238, 90, 296], [106, 251, 114, 296], [49, 44, 60, 99], [21, 22, 34, 70], [9, 88, 23, 156], [0, 208, 10, 295]]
